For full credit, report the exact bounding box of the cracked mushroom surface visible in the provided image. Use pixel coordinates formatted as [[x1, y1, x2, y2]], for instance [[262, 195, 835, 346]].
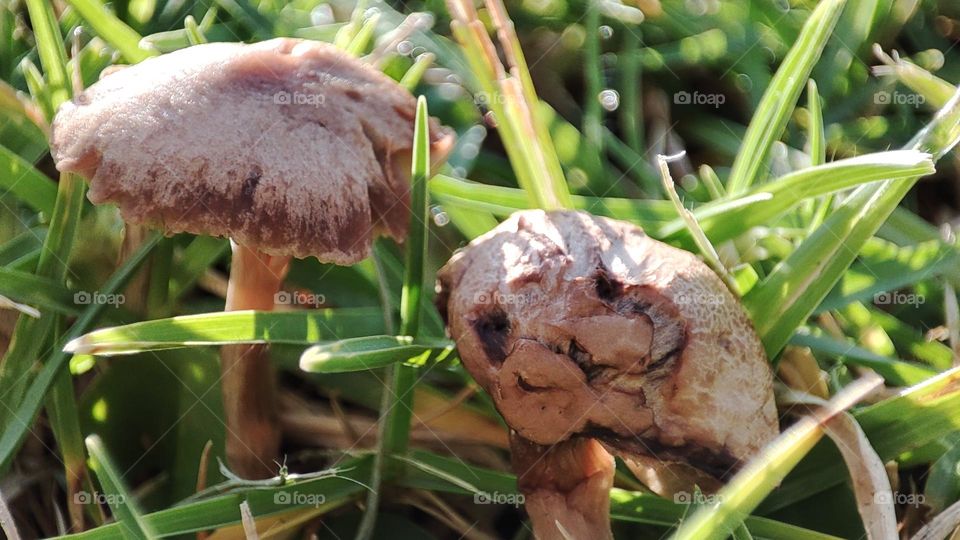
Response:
[[51, 37, 452, 264], [437, 209, 778, 478]]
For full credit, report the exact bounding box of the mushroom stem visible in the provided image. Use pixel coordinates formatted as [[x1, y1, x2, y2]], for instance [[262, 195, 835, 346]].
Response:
[[221, 242, 290, 479], [510, 433, 615, 540]]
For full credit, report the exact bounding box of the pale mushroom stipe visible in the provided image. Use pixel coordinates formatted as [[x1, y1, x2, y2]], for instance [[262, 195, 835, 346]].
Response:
[[53, 38, 453, 478], [436, 209, 778, 539]]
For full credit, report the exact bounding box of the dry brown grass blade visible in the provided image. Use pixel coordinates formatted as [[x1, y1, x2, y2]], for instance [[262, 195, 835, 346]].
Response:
[[912, 499, 960, 540], [240, 500, 258, 540], [780, 389, 897, 540], [0, 487, 21, 540]]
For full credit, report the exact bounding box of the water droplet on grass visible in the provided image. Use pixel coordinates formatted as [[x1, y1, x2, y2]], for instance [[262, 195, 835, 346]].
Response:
[[599, 89, 620, 111]]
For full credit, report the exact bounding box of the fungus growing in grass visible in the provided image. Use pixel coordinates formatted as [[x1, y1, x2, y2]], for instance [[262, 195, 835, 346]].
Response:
[[52, 38, 453, 478], [436, 209, 777, 539]]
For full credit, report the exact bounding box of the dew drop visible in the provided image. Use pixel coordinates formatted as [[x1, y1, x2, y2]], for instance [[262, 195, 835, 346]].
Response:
[[598, 89, 620, 111], [310, 4, 334, 25], [431, 206, 450, 227], [397, 40, 414, 56], [461, 142, 480, 160], [599, 25, 614, 39], [685, 0, 708, 16]]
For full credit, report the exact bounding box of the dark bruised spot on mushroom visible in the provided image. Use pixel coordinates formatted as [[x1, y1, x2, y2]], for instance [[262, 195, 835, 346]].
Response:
[[594, 265, 622, 301], [471, 307, 511, 364], [345, 88, 363, 101], [568, 340, 604, 380], [517, 374, 546, 393], [241, 166, 262, 206]]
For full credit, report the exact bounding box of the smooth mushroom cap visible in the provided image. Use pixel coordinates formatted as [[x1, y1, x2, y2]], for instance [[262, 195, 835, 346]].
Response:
[[436, 209, 778, 477], [51, 38, 454, 263]]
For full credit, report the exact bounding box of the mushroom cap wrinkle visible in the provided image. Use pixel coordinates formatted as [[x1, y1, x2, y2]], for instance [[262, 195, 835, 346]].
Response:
[[51, 38, 453, 263], [437, 210, 778, 477]]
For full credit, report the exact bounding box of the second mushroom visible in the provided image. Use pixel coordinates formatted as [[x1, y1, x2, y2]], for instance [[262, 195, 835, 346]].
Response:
[[52, 38, 453, 478], [437, 209, 778, 539]]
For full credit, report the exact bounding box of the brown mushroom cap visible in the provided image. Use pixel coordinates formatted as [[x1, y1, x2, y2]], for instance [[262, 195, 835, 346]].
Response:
[[51, 38, 453, 263], [437, 209, 778, 477]]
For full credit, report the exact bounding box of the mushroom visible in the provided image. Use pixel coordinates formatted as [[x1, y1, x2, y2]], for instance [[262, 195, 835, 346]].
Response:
[[436, 209, 777, 539], [51, 38, 453, 478]]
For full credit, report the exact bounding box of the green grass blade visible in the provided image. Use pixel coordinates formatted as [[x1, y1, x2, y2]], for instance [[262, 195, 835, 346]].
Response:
[[58, 456, 372, 538], [671, 375, 882, 540], [64, 308, 386, 354], [358, 96, 433, 540], [85, 435, 156, 539], [806, 80, 825, 167], [0, 234, 160, 474], [299, 335, 454, 373], [726, 0, 847, 193], [659, 150, 934, 243], [924, 435, 960, 514], [873, 45, 956, 110], [168, 236, 229, 301], [24, 0, 70, 108], [430, 174, 675, 227], [399, 97, 431, 339], [744, 90, 960, 357], [400, 52, 434, 91], [761, 367, 960, 511], [816, 237, 960, 313], [609, 491, 841, 540], [0, 267, 78, 315], [0, 143, 58, 214], [345, 12, 380, 56], [65, 0, 156, 63], [790, 332, 938, 386], [0, 171, 85, 419], [183, 15, 207, 45]]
